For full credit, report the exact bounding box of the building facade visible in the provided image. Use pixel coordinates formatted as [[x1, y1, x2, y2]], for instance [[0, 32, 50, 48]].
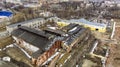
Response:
[[11, 26, 63, 66], [57, 18, 107, 32], [6, 18, 45, 33]]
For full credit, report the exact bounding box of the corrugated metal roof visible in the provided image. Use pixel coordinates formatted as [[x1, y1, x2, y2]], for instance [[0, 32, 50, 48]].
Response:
[[19, 26, 51, 39]]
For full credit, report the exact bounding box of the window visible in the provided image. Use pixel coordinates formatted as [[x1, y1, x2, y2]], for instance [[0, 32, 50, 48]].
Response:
[[96, 28, 99, 31]]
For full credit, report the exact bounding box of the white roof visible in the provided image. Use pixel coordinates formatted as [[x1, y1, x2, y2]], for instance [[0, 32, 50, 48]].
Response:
[[60, 18, 107, 28]]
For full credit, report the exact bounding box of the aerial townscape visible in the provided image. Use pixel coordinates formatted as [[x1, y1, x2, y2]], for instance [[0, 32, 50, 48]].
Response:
[[0, 0, 120, 67]]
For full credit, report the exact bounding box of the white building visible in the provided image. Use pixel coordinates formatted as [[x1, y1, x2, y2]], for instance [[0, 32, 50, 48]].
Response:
[[6, 18, 45, 33], [60, 0, 69, 2], [5, 0, 40, 5], [24, 3, 41, 8], [5, 0, 23, 5]]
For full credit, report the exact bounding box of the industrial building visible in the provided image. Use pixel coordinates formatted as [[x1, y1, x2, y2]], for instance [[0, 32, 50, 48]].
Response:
[[11, 23, 90, 66], [6, 18, 45, 33], [11, 26, 63, 66], [57, 18, 107, 32], [0, 0, 118, 67], [10, 22, 110, 67], [75, 18, 107, 32]]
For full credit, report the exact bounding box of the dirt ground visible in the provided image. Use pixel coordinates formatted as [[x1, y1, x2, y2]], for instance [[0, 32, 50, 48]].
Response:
[[106, 27, 120, 67], [112, 27, 120, 67]]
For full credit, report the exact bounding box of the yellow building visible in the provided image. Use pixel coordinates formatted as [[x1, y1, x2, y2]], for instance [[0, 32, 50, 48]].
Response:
[[57, 18, 107, 33], [57, 21, 69, 27]]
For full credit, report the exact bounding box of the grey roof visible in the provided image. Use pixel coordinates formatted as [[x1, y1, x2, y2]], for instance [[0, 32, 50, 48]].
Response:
[[11, 26, 53, 51], [64, 27, 87, 46], [62, 23, 79, 32], [32, 50, 43, 58], [7, 18, 44, 28], [44, 28, 65, 36], [19, 26, 51, 39]]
